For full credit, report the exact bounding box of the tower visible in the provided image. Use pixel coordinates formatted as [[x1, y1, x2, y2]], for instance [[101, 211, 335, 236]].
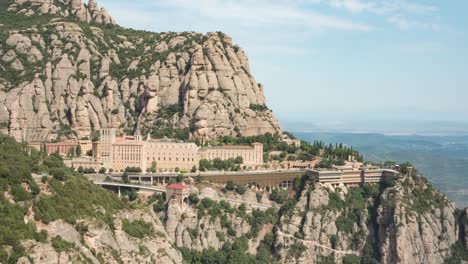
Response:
[[134, 128, 142, 142], [99, 128, 116, 169]]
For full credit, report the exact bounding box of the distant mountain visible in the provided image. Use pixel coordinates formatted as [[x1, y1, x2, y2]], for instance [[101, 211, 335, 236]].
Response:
[[294, 131, 468, 208]]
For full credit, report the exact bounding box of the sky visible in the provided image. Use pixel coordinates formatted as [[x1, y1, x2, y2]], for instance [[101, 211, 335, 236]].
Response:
[[98, 0, 468, 131]]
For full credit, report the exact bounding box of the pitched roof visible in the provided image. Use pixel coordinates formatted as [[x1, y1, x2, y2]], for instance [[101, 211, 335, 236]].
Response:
[[166, 184, 188, 190]]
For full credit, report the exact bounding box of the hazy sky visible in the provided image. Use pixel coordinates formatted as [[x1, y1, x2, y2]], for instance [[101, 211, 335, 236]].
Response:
[[99, 0, 468, 125]]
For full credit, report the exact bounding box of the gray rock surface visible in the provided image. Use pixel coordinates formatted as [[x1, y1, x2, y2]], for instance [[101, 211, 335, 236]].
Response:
[[1, 2, 281, 141]]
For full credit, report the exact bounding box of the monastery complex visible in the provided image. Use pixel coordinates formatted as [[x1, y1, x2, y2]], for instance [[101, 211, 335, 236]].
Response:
[[93, 128, 262, 172]]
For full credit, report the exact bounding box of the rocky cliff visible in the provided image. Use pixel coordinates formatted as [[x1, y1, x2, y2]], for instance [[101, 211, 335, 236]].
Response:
[[0, 0, 281, 141], [275, 175, 460, 263]]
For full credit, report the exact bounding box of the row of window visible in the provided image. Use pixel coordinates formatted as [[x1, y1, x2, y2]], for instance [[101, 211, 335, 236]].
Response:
[[146, 157, 195, 162]]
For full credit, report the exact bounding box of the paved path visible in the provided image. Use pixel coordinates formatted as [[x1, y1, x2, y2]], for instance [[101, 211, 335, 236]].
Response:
[[276, 230, 358, 256], [200, 195, 275, 210], [94, 182, 166, 193]]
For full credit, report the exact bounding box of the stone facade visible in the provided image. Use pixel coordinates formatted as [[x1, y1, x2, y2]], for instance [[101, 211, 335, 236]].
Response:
[[144, 140, 199, 171], [198, 143, 263, 166]]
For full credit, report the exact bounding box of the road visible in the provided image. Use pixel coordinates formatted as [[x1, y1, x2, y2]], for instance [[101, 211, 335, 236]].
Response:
[[276, 230, 358, 256]]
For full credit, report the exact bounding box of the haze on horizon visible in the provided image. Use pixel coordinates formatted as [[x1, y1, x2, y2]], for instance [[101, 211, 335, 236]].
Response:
[[99, 0, 468, 131]]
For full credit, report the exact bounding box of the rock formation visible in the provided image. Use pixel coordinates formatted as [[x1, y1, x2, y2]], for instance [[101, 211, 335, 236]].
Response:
[[275, 175, 459, 263], [8, 0, 115, 25], [0, 1, 281, 141]]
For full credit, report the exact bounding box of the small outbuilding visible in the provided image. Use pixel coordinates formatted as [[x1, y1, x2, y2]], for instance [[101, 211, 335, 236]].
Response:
[[166, 184, 189, 207]]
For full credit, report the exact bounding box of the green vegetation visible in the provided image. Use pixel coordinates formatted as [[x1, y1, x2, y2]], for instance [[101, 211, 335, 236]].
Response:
[[157, 104, 182, 119], [214, 133, 362, 165], [0, 135, 43, 259], [147, 127, 190, 141], [249, 104, 269, 112], [269, 189, 289, 204], [222, 180, 247, 195], [51, 235, 75, 253], [317, 255, 335, 264], [402, 176, 447, 215], [288, 243, 307, 260], [199, 157, 243, 172], [444, 241, 468, 264], [149, 193, 166, 213], [34, 176, 125, 225], [1, 134, 114, 261], [122, 219, 155, 239], [125, 166, 142, 173], [179, 236, 259, 264], [188, 193, 200, 205]]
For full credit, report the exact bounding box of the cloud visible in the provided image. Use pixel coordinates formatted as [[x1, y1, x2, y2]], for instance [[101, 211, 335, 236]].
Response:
[[322, 0, 438, 15], [154, 0, 373, 32], [387, 15, 446, 32]]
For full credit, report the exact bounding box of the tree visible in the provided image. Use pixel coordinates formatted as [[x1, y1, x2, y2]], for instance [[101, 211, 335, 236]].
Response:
[[75, 145, 82, 157], [190, 166, 197, 173], [85, 150, 92, 156], [234, 156, 243, 164], [128, 189, 138, 201], [235, 185, 246, 195], [150, 161, 157, 173], [225, 181, 235, 191], [342, 255, 360, 264], [99, 167, 106, 174], [123, 171, 129, 183], [67, 147, 75, 158], [188, 193, 200, 204], [77, 166, 83, 173], [199, 159, 211, 171]]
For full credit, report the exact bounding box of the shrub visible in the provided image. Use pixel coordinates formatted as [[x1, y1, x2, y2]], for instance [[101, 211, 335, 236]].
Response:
[[288, 243, 307, 260], [11, 184, 32, 202], [188, 193, 200, 205], [51, 236, 75, 253], [122, 219, 154, 239], [343, 254, 360, 264], [51, 168, 67, 181], [235, 185, 246, 195], [225, 181, 235, 191], [269, 189, 288, 204], [34, 177, 125, 225]]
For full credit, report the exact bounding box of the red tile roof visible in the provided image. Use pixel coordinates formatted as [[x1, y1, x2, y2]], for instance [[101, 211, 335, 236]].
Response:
[[166, 184, 188, 190]]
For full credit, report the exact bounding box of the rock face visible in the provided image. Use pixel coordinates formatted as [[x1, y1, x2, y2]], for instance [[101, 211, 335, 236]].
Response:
[[19, 209, 182, 264], [8, 0, 115, 25], [275, 176, 459, 264], [0, 1, 281, 141]]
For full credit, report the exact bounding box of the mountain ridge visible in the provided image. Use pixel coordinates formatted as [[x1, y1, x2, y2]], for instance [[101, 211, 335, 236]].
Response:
[[0, 0, 281, 142]]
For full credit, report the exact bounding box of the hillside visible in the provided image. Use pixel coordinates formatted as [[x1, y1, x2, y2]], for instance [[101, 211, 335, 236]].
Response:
[[0, 133, 183, 263], [1, 132, 468, 263], [0, 0, 281, 142]]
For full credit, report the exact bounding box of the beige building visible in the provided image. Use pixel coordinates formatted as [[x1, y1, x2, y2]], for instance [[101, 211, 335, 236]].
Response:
[[112, 140, 145, 172], [308, 167, 398, 187], [144, 140, 198, 171], [198, 143, 263, 166], [93, 129, 263, 172], [78, 140, 93, 155], [44, 142, 78, 156]]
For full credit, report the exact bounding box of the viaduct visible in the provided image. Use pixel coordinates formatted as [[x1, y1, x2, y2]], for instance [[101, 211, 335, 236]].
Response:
[[121, 169, 308, 189]]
